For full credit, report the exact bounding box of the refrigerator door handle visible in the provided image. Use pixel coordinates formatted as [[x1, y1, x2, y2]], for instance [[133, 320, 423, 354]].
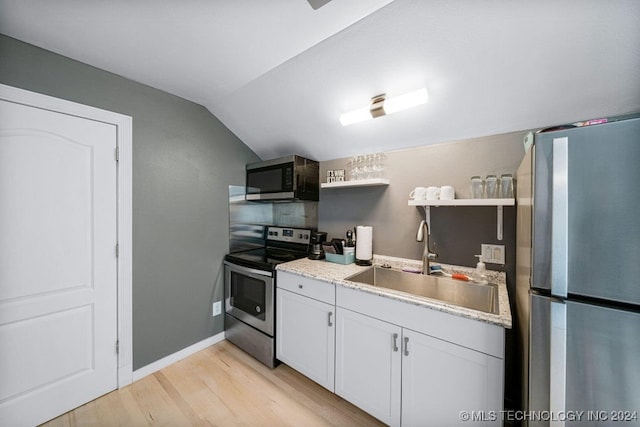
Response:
[[552, 137, 569, 297], [550, 300, 567, 427]]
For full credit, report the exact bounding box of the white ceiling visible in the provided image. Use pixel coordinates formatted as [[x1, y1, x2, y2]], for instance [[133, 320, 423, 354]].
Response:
[[1, 0, 639, 161]]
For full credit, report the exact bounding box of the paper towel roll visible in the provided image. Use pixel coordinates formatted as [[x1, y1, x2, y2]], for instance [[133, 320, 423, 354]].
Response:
[[355, 226, 373, 264]]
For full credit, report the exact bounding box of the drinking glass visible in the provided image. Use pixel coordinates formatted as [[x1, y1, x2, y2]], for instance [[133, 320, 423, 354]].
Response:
[[355, 155, 365, 180], [365, 154, 375, 179], [485, 175, 498, 198], [346, 158, 355, 181], [470, 176, 484, 199], [500, 174, 514, 198], [373, 152, 386, 178]]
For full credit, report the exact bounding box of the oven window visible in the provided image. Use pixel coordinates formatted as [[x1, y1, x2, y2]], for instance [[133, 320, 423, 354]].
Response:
[[230, 271, 266, 320]]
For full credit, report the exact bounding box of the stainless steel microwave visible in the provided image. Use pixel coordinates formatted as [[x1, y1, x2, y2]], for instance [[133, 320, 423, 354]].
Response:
[[246, 155, 319, 201]]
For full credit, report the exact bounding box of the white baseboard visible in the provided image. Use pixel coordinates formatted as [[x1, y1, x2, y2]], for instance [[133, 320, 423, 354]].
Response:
[[132, 332, 225, 382]]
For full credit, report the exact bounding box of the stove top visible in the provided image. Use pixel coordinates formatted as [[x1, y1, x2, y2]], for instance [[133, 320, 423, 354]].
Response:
[[225, 247, 308, 271], [225, 226, 312, 272]]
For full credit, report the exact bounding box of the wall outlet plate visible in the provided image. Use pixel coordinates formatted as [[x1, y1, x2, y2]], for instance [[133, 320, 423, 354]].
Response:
[[481, 244, 505, 265], [212, 301, 222, 316]]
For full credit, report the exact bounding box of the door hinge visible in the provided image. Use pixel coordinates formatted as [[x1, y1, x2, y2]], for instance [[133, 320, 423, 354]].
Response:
[[115, 146, 120, 162], [116, 243, 119, 257], [116, 340, 120, 354]]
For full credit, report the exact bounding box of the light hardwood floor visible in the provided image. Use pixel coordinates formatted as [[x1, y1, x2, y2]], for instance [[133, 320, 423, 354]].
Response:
[[42, 340, 385, 427]]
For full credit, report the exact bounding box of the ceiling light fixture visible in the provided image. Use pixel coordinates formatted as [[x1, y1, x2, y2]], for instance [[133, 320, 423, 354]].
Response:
[[339, 87, 428, 126]]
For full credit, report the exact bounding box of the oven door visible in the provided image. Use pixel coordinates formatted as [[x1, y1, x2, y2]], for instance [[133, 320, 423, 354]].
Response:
[[224, 261, 274, 336]]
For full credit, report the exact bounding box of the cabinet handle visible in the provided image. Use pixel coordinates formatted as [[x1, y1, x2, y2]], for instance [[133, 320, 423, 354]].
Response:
[[404, 337, 409, 356], [328, 311, 333, 327], [298, 284, 303, 289], [392, 333, 399, 352]]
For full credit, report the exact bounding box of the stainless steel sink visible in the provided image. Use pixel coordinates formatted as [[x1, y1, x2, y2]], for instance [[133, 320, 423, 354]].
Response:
[[345, 266, 499, 315]]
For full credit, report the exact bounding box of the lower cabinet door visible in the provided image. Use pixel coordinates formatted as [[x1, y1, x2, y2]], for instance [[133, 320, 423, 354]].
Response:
[[276, 288, 335, 391], [335, 307, 402, 427], [401, 328, 503, 427]]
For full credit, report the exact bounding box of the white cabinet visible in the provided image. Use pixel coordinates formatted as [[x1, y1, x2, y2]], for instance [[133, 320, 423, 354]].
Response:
[[335, 307, 402, 426], [335, 286, 504, 427], [276, 272, 335, 392], [277, 271, 505, 426], [401, 328, 503, 427]]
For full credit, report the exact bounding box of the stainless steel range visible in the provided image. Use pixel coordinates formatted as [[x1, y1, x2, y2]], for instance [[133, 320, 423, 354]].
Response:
[[224, 225, 311, 368]]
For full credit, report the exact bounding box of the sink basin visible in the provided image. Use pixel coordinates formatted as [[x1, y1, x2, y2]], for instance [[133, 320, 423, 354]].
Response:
[[345, 266, 499, 315]]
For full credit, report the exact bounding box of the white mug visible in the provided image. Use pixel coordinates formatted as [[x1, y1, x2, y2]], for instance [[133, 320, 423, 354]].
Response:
[[426, 186, 441, 200], [440, 185, 455, 200], [409, 187, 428, 200]]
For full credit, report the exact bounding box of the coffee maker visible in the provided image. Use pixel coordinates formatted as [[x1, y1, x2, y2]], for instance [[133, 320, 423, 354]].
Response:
[[308, 231, 327, 260]]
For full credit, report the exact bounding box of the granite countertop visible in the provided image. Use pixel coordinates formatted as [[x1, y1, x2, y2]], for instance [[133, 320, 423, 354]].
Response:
[[276, 254, 512, 329]]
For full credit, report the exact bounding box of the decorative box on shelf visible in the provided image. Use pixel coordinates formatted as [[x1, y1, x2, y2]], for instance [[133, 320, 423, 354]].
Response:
[[326, 169, 345, 183]]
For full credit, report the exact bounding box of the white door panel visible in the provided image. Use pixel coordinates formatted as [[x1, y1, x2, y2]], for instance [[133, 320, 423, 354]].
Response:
[[1, 305, 93, 401], [1, 131, 93, 300], [335, 307, 401, 426], [0, 98, 118, 426], [276, 288, 335, 391], [401, 328, 503, 426]]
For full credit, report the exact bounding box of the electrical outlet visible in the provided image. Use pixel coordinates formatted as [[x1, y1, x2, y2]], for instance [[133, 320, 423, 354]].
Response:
[[212, 301, 222, 316], [481, 244, 505, 265]]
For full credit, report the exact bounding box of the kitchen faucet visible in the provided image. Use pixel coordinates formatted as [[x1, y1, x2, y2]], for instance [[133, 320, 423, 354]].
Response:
[[416, 220, 438, 274]]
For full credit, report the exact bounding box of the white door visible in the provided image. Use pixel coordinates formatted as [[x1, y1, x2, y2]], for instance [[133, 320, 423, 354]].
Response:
[[276, 288, 335, 391], [0, 97, 119, 426], [401, 328, 503, 427], [335, 307, 402, 427]]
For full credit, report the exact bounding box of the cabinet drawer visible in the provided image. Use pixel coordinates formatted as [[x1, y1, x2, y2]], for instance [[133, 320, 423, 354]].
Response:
[[277, 271, 335, 305]]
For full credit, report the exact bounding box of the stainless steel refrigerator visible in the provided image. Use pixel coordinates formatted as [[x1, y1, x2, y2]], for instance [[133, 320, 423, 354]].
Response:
[[516, 114, 640, 426]]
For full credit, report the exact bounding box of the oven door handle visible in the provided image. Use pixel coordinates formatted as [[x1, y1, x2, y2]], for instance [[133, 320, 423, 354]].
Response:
[[224, 260, 274, 277]]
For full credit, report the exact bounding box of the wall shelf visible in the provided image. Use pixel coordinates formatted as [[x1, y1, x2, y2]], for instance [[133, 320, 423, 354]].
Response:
[[408, 198, 515, 241], [407, 198, 514, 207], [321, 178, 390, 189]]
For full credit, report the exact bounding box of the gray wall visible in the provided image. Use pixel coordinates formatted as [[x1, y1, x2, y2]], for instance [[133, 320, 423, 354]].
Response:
[[0, 34, 260, 369], [319, 132, 525, 262], [319, 132, 526, 409]]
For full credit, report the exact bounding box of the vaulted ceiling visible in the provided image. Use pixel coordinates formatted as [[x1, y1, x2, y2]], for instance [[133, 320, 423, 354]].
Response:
[[1, 0, 639, 161]]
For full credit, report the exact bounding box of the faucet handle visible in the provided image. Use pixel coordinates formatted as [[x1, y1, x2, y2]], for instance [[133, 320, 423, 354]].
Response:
[[428, 241, 438, 259]]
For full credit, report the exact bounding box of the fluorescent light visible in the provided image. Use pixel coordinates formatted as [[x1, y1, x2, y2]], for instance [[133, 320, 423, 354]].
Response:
[[339, 87, 428, 126], [384, 88, 428, 114], [339, 105, 373, 126]]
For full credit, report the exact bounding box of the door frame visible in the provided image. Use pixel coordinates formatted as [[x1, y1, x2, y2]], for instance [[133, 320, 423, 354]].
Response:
[[0, 83, 134, 388]]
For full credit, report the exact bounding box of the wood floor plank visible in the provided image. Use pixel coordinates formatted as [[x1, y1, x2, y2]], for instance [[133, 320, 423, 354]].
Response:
[[41, 340, 385, 427]]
